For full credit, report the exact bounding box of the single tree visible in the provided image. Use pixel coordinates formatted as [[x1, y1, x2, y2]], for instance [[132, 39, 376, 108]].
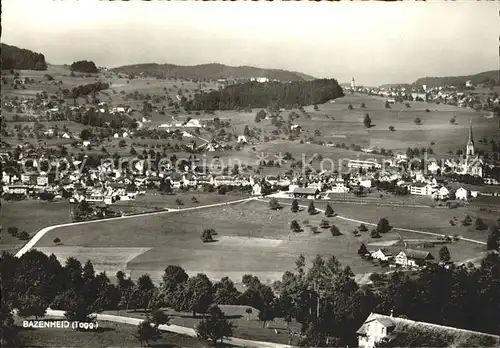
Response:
[[148, 309, 170, 328], [414, 117, 422, 125], [258, 305, 276, 328], [307, 201, 316, 215], [462, 215, 473, 226], [324, 204, 334, 217], [196, 305, 233, 345], [290, 220, 301, 232], [486, 233, 499, 250], [358, 223, 368, 232], [201, 229, 215, 242], [330, 225, 341, 236], [135, 320, 161, 347], [291, 199, 299, 213], [348, 104, 353, 110], [363, 113, 372, 128], [53, 237, 61, 244], [475, 217, 487, 230], [371, 229, 381, 238], [361, 102, 366, 108], [389, 126, 395, 132], [269, 198, 281, 210], [376, 218, 391, 233], [439, 246, 451, 263], [358, 243, 368, 256], [319, 219, 330, 229]]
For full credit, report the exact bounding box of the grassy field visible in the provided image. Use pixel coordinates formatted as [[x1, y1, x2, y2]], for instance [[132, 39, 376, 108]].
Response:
[[33, 199, 487, 286], [16, 319, 211, 348], [0, 200, 72, 255], [104, 305, 300, 345]]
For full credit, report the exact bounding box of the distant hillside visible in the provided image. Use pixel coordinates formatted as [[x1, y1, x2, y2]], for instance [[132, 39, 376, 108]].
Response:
[[111, 63, 315, 81], [413, 70, 499, 87], [1, 43, 47, 70]]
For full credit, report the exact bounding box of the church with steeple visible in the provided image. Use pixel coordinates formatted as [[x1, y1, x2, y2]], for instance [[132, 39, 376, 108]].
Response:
[[463, 120, 483, 177]]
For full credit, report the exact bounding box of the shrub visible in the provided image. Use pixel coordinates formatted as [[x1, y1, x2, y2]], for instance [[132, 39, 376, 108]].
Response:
[[18, 230, 30, 240], [330, 225, 341, 236], [7, 226, 19, 237], [269, 198, 281, 210], [324, 204, 334, 217], [191, 196, 199, 203], [290, 220, 301, 232], [319, 219, 330, 229], [358, 224, 368, 232], [310, 226, 319, 234], [291, 199, 299, 213], [201, 229, 215, 242], [389, 126, 395, 132], [371, 229, 381, 238], [53, 237, 61, 244]]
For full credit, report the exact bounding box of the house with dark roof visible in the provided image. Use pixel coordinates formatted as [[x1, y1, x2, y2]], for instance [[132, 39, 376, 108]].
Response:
[[357, 312, 500, 348], [395, 249, 434, 268]]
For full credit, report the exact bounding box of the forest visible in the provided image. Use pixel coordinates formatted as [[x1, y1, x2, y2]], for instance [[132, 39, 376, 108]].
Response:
[[70, 60, 99, 73], [1, 246, 499, 347], [1, 44, 47, 71], [183, 79, 344, 111]]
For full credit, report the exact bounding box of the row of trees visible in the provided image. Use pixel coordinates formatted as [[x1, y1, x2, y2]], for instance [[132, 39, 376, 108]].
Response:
[[70, 82, 110, 99], [1, 248, 500, 347], [183, 79, 344, 111]]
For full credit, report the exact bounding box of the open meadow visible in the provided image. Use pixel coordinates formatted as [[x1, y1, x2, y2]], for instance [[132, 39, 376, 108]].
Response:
[[16, 319, 210, 348], [0, 199, 72, 254], [33, 199, 488, 286]]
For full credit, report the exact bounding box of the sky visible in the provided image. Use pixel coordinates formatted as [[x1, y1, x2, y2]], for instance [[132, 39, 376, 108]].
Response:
[[2, 0, 499, 86]]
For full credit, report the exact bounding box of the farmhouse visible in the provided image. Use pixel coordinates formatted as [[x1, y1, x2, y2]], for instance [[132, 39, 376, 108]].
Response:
[[433, 186, 450, 200], [357, 312, 500, 348], [292, 187, 319, 199], [371, 249, 393, 262], [455, 187, 468, 200], [395, 249, 434, 268]]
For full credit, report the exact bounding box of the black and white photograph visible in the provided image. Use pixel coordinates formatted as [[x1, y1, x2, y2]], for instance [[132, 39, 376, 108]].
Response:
[[1, 0, 500, 347]]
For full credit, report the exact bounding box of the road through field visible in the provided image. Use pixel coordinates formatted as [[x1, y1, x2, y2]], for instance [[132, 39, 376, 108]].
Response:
[[14, 196, 256, 258]]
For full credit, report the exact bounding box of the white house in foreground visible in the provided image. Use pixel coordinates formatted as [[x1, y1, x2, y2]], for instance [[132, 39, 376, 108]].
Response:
[[357, 312, 500, 348]]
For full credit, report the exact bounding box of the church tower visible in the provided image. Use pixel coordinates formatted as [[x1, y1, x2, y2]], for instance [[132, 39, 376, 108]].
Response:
[[351, 77, 355, 89], [466, 119, 475, 158]]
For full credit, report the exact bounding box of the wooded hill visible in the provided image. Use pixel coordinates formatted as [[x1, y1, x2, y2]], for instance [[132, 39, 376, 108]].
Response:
[[1, 43, 47, 71], [413, 70, 499, 87], [183, 79, 344, 111], [111, 62, 315, 82]]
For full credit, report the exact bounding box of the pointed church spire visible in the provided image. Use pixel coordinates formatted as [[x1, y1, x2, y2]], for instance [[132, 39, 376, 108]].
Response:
[[468, 119, 474, 145]]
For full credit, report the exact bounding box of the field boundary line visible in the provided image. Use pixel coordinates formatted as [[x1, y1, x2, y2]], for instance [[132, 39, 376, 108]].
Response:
[[14, 196, 257, 258], [256, 198, 486, 246]]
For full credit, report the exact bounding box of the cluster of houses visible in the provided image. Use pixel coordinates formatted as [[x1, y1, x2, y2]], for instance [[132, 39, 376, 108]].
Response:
[[344, 79, 499, 112]]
